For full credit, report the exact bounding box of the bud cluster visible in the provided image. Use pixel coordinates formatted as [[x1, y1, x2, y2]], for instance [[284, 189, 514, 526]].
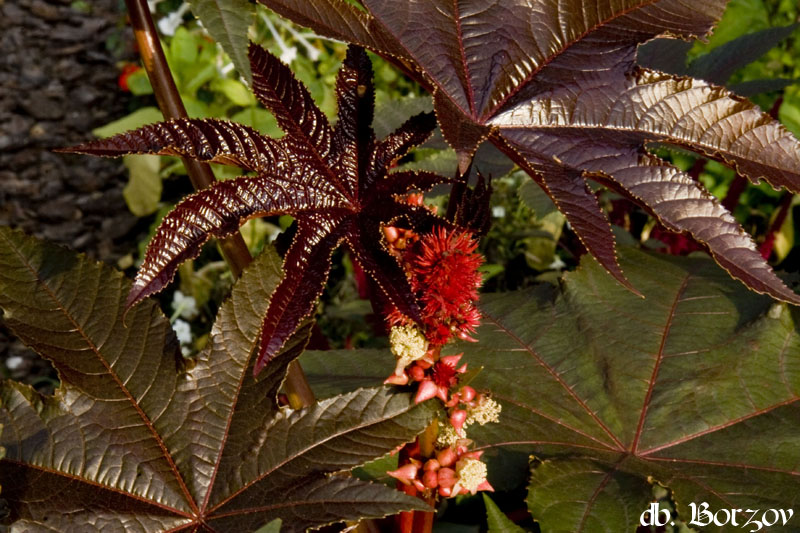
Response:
[[387, 443, 492, 497], [382, 217, 499, 499]]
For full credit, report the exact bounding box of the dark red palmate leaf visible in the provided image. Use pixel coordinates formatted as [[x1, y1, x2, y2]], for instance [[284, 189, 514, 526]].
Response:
[[62, 44, 455, 373], [259, 0, 800, 305]]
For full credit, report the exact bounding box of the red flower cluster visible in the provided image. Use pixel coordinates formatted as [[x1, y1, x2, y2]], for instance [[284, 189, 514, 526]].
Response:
[[387, 227, 483, 346], [383, 221, 496, 500]]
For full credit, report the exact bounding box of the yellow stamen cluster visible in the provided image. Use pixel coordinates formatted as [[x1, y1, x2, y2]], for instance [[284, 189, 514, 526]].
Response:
[[454, 457, 487, 494], [435, 421, 466, 448], [389, 325, 428, 374], [465, 396, 502, 427]]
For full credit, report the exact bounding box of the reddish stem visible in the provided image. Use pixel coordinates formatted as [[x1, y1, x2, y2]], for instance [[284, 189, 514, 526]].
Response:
[[760, 192, 794, 260], [687, 157, 706, 182], [393, 444, 419, 533], [721, 175, 748, 212]]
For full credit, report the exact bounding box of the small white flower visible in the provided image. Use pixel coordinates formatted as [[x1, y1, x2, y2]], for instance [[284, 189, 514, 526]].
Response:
[[172, 290, 198, 319], [5, 355, 25, 371], [157, 3, 190, 37], [491, 205, 506, 218], [173, 319, 192, 346], [262, 12, 297, 65], [280, 47, 298, 65], [275, 19, 321, 61]]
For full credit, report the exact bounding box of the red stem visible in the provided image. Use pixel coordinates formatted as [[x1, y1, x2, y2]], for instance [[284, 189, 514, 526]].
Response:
[[721, 175, 748, 212], [760, 192, 794, 260]]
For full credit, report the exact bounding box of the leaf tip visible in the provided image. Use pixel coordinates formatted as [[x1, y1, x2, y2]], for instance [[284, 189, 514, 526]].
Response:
[[252, 343, 274, 377], [123, 281, 149, 319]]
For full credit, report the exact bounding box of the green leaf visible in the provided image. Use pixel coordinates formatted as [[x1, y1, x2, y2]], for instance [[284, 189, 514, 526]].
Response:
[[687, 24, 798, 85], [213, 78, 256, 107], [0, 228, 438, 531], [188, 0, 254, 84], [773, 197, 798, 262], [518, 178, 557, 219], [92, 107, 164, 138], [527, 459, 650, 533], [373, 93, 433, 139], [253, 518, 282, 533], [126, 68, 154, 95], [484, 494, 526, 533], [693, 0, 770, 52], [459, 247, 800, 532], [230, 107, 281, 138], [779, 89, 800, 138], [299, 349, 389, 398], [170, 27, 200, 71], [122, 154, 162, 216]]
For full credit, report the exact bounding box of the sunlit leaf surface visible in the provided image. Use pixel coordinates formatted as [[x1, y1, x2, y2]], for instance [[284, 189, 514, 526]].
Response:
[[296, 247, 800, 532], [0, 227, 438, 532], [259, 0, 800, 305], [62, 44, 455, 372]]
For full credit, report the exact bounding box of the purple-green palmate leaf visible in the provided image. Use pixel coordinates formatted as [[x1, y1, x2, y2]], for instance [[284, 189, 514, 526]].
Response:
[[258, 0, 800, 305], [296, 247, 800, 532], [0, 227, 439, 532], [62, 43, 456, 372]]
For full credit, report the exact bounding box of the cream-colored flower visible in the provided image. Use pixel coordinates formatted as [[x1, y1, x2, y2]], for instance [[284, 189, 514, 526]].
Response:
[[453, 457, 488, 494], [465, 396, 501, 427], [389, 325, 428, 374], [435, 421, 466, 448]]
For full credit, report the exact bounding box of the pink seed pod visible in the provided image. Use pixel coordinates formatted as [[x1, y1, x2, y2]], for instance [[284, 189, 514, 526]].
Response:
[[438, 485, 452, 497], [437, 467, 457, 488], [445, 393, 460, 408], [476, 480, 495, 492], [440, 354, 463, 367], [418, 356, 434, 368], [414, 379, 438, 403], [423, 459, 440, 471], [386, 463, 420, 485], [384, 372, 409, 386], [457, 330, 478, 342], [460, 386, 476, 403], [422, 470, 439, 489], [461, 450, 483, 461], [409, 365, 426, 381], [436, 447, 457, 467], [450, 409, 468, 431], [436, 386, 449, 403]]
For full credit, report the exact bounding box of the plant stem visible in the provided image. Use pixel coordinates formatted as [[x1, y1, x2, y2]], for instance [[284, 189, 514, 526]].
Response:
[[124, 0, 314, 408], [760, 192, 794, 260], [412, 420, 438, 532]]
